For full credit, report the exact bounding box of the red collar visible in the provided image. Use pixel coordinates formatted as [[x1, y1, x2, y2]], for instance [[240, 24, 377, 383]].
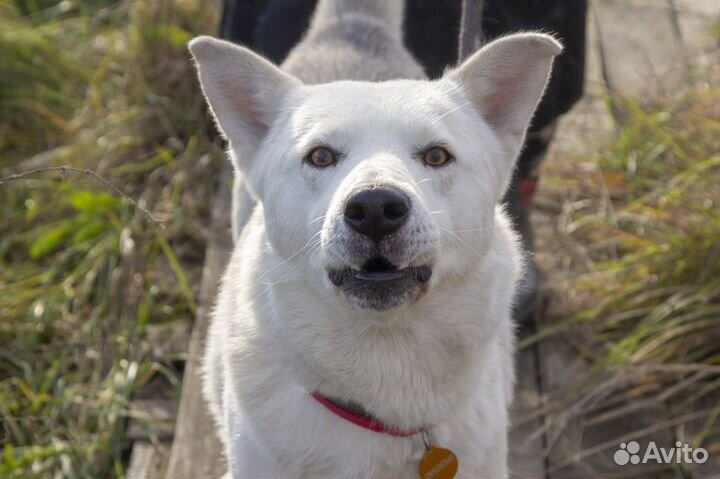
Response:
[[310, 392, 427, 437]]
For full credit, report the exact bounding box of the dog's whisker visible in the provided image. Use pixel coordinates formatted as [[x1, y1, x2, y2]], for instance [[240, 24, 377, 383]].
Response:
[[263, 236, 333, 289], [259, 231, 342, 292], [413, 177, 433, 187], [308, 214, 327, 226], [442, 226, 494, 233], [257, 230, 323, 282], [430, 100, 473, 125]]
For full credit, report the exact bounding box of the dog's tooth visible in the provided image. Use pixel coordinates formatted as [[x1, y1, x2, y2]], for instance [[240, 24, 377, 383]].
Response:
[[414, 265, 432, 283]]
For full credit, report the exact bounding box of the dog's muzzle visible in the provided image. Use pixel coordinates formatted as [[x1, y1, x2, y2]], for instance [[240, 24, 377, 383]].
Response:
[[327, 187, 432, 311], [328, 257, 432, 311]]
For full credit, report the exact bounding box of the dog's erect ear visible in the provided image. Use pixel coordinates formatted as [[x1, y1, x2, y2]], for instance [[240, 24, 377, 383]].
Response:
[[447, 33, 562, 148], [189, 36, 300, 157]]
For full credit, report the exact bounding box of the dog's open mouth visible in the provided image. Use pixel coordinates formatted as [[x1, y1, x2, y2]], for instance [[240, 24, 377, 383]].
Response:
[[327, 257, 432, 311], [328, 256, 432, 311], [328, 256, 432, 286]]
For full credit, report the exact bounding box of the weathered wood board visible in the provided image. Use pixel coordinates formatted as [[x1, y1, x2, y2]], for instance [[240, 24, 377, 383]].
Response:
[[164, 166, 231, 479]]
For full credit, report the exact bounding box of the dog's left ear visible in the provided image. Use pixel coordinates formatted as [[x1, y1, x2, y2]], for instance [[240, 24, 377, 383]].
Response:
[[189, 36, 301, 169], [447, 32, 562, 157]]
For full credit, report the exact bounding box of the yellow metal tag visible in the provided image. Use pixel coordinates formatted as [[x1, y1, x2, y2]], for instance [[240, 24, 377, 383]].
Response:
[[418, 446, 458, 479]]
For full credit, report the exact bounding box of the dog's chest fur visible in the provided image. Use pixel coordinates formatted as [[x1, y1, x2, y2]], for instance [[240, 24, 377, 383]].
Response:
[[208, 210, 516, 479]]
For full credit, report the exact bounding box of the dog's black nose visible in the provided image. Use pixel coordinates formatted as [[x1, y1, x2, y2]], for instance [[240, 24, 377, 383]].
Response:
[[344, 188, 410, 243]]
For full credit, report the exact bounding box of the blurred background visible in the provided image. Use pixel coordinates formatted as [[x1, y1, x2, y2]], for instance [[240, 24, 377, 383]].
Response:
[[0, 1, 719, 478], [1, 0, 221, 477]]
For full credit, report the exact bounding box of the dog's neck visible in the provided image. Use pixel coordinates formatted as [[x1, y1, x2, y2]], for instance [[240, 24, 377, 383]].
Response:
[[244, 213, 518, 431], [262, 275, 502, 432]]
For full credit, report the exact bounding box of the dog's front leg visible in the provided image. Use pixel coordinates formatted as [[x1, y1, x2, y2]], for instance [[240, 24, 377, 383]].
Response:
[[224, 413, 292, 479]]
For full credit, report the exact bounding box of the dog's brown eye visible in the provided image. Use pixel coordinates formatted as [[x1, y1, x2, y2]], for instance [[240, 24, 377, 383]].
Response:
[[422, 146, 452, 167], [306, 147, 337, 167]]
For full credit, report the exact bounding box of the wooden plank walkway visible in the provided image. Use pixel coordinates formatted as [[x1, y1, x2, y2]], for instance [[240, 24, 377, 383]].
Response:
[[164, 166, 232, 479], [126, 1, 720, 477]]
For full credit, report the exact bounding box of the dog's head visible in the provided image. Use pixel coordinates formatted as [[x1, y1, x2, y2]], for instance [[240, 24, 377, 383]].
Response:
[[190, 34, 561, 312]]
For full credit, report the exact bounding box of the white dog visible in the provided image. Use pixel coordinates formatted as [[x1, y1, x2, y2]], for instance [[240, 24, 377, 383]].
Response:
[[189, 0, 560, 477]]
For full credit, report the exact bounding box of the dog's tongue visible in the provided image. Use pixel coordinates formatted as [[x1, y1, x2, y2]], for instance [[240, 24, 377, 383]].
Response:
[[353, 264, 432, 283], [355, 256, 403, 282], [354, 270, 405, 282], [328, 262, 432, 286]]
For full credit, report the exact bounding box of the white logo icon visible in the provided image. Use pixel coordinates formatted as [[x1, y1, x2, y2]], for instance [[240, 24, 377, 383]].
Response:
[[614, 441, 641, 465], [613, 441, 709, 466]]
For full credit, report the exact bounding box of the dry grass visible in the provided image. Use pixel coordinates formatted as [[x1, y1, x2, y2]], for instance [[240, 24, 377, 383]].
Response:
[[526, 45, 720, 469], [0, 1, 220, 477]]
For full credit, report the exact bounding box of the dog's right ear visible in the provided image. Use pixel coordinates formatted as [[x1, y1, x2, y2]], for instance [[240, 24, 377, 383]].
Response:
[[189, 36, 300, 157], [445, 33, 561, 198], [446, 33, 562, 147]]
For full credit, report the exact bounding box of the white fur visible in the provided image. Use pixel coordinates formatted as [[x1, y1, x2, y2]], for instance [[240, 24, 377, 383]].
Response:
[[190, 0, 560, 476]]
